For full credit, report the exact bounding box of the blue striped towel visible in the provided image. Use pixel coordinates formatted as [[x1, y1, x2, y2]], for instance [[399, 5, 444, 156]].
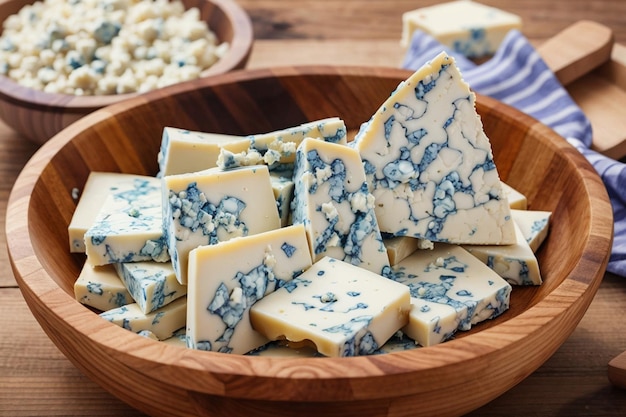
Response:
[[403, 29, 625, 277]]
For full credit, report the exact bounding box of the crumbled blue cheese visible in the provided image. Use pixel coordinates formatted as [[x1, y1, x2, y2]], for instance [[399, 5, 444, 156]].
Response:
[[162, 165, 281, 284], [291, 138, 390, 275], [352, 51, 515, 246], [391, 243, 511, 331], [157, 127, 246, 177], [100, 296, 187, 340], [84, 175, 168, 265], [250, 256, 411, 357], [401, 0, 522, 58], [217, 117, 348, 171], [186, 224, 312, 354], [74, 262, 132, 312], [114, 261, 186, 314]]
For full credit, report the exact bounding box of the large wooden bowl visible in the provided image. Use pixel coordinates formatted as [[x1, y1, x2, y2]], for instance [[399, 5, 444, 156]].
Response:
[[6, 66, 613, 417], [0, 0, 253, 145]]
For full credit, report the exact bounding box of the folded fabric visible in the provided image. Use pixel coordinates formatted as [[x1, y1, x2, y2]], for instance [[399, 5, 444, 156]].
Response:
[[403, 29, 626, 277]]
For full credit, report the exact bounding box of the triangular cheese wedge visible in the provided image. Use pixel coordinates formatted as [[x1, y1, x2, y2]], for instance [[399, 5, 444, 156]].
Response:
[[352, 51, 515, 245]]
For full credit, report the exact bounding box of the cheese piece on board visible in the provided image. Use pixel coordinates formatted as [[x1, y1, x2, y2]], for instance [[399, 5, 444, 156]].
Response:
[[84, 176, 168, 266], [250, 256, 411, 358], [403, 297, 468, 347], [463, 223, 542, 285], [384, 235, 433, 266], [352, 51, 515, 246], [512, 209, 551, 253], [217, 117, 348, 170], [74, 263, 132, 312], [291, 138, 390, 275], [99, 296, 187, 341], [114, 261, 187, 314], [502, 182, 528, 210], [186, 224, 313, 354], [392, 243, 512, 330], [162, 165, 281, 284], [401, 0, 522, 58], [68, 172, 156, 253], [157, 127, 246, 177]]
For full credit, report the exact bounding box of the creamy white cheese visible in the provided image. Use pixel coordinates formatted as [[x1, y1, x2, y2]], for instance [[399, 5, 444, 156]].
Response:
[[511, 209, 551, 253], [74, 262, 132, 312]]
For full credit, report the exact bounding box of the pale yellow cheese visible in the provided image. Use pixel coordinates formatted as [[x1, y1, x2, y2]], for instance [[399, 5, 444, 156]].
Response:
[[74, 262, 132, 312]]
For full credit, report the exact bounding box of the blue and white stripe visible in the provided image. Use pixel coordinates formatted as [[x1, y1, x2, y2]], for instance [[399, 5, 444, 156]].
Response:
[[403, 29, 626, 277]]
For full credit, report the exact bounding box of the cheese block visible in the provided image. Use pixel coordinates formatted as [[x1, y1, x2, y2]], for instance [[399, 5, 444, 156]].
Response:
[[291, 137, 390, 275], [463, 223, 542, 285], [384, 235, 433, 266], [217, 117, 348, 170], [403, 297, 468, 347], [186, 224, 312, 354], [74, 262, 132, 312], [352, 51, 515, 246], [99, 296, 187, 340], [157, 127, 246, 177], [502, 182, 528, 210], [84, 176, 168, 266], [270, 171, 295, 227], [162, 165, 281, 284], [512, 209, 551, 253], [250, 256, 411, 357], [68, 172, 156, 253], [114, 261, 187, 314], [401, 0, 522, 58], [162, 328, 187, 347], [391, 243, 512, 330]]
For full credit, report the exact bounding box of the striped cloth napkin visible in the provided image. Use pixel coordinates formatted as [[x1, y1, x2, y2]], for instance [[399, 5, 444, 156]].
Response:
[[402, 29, 625, 277]]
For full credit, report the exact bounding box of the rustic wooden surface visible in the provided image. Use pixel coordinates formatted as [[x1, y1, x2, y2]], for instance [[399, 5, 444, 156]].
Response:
[[1, 0, 626, 416]]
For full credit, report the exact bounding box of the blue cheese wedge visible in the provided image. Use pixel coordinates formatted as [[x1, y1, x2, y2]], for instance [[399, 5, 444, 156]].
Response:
[[217, 117, 348, 171], [291, 137, 390, 275], [99, 296, 187, 341], [69, 172, 157, 253], [114, 261, 187, 314], [250, 256, 411, 358], [403, 297, 467, 346], [74, 263, 132, 312], [84, 176, 168, 266], [352, 51, 515, 246], [186, 224, 313, 354], [463, 223, 542, 286], [391, 243, 512, 331], [401, 0, 522, 58], [162, 165, 281, 284], [512, 209, 551, 253], [270, 171, 295, 227], [157, 127, 247, 177], [502, 182, 527, 210]]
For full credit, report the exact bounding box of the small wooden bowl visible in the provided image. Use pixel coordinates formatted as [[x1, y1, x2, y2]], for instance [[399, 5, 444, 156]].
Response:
[[0, 0, 253, 145], [6, 66, 613, 417]]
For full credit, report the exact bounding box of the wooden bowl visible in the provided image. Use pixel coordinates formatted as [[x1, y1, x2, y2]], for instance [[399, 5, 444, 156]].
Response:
[[0, 0, 253, 145], [6, 66, 613, 417]]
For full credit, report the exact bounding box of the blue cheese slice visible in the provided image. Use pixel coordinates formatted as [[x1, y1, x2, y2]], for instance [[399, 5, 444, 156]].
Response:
[[217, 117, 348, 171], [291, 138, 390, 275], [84, 176, 168, 266], [512, 209, 551, 253], [352, 51, 515, 245], [391, 243, 511, 330], [157, 127, 247, 177], [403, 297, 468, 347], [162, 165, 281, 284], [250, 256, 411, 358], [68, 172, 157, 253], [401, 0, 522, 58], [99, 296, 187, 341], [114, 261, 187, 314], [186, 224, 313, 354], [463, 223, 542, 286], [74, 263, 132, 312], [502, 182, 527, 210]]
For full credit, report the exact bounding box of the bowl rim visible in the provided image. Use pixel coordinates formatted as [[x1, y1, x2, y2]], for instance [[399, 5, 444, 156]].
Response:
[[5, 65, 614, 404], [0, 0, 254, 112]]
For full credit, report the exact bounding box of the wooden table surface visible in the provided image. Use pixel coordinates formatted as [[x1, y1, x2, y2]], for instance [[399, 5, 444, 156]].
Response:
[[2, 1, 626, 415]]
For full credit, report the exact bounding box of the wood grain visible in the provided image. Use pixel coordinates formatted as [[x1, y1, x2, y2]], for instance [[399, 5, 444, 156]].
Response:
[[5, 66, 613, 417], [0, 0, 253, 144]]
